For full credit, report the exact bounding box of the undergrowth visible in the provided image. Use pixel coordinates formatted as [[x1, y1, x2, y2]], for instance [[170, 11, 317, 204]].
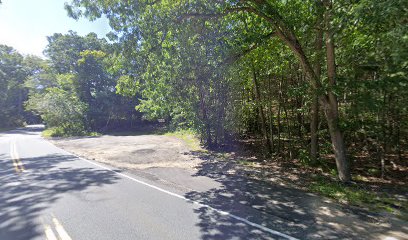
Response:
[[164, 129, 202, 151], [42, 127, 100, 138], [308, 175, 407, 217]]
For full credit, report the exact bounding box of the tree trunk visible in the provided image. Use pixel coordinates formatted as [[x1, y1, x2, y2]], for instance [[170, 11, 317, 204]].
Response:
[[283, 96, 293, 160], [324, 0, 339, 117], [252, 65, 272, 153], [311, 0, 324, 163], [323, 0, 350, 182], [246, 0, 350, 181], [310, 98, 319, 162], [198, 82, 212, 146], [324, 107, 350, 181], [268, 76, 275, 153], [277, 78, 282, 155]]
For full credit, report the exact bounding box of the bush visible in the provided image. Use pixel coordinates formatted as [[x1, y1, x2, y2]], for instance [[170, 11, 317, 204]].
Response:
[[26, 81, 88, 134]]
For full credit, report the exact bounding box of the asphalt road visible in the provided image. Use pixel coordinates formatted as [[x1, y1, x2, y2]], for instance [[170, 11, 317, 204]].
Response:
[[0, 125, 297, 240]]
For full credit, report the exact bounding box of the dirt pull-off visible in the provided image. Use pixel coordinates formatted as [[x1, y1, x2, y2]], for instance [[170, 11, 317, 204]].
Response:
[[49, 134, 202, 170]]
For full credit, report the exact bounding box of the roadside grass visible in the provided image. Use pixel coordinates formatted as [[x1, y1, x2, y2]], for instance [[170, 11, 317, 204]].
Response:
[[164, 129, 202, 151], [42, 127, 100, 138], [44, 125, 202, 150], [309, 175, 408, 218], [237, 159, 260, 167]]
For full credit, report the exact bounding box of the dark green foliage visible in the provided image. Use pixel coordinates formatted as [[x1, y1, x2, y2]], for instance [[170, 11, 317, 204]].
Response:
[[26, 74, 88, 135], [62, 0, 408, 181], [25, 32, 139, 135], [0, 45, 30, 127]]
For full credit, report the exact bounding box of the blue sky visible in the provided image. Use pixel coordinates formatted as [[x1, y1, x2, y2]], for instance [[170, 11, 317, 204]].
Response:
[[0, 0, 111, 57]]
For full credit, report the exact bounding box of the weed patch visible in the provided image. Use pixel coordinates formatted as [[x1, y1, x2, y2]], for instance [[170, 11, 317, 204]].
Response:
[[42, 127, 100, 138], [309, 175, 407, 216], [164, 129, 202, 151]]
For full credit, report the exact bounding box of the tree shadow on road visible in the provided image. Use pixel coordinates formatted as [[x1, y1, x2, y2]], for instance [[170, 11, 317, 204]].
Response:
[[0, 153, 120, 240], [185, 151, 407, 239]]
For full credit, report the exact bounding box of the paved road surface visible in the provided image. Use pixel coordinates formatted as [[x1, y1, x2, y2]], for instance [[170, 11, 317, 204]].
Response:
[[0, 126, 297, 240]]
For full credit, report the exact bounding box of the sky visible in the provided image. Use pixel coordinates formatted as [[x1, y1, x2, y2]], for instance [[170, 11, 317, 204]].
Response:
[[0, 0, 111, 58]]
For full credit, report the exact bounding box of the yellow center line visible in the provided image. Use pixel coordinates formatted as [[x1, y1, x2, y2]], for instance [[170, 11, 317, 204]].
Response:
[[41, 217, 59, 240], [52, 216, 73, 240], [10, 139, 25, 173], [10, 140, 20, 173], [44, 224, 58, 240], [13, 141, 25, 171]]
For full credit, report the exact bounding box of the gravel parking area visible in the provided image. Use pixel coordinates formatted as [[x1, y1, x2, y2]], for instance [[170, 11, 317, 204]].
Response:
[[49, 134, 202, 170]]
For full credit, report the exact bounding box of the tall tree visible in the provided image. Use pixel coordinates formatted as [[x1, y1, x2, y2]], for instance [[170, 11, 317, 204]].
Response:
[[65, 0, 407, 182], [0, 45, 29, 127]]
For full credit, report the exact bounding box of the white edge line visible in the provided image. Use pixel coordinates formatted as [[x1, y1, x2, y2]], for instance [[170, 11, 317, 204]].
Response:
[[54, 146, 299, 240]]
